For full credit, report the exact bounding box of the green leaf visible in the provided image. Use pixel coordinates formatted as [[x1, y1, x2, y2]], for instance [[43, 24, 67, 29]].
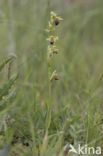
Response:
[[0, 74, 18, 101], [0, 57, 13, 72]]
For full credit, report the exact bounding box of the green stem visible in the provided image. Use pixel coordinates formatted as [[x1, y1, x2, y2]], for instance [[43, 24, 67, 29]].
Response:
[[46, 66, 52, 131]]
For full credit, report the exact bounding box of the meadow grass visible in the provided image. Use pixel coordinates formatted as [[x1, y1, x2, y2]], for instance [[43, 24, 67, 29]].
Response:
[[0, 0, 103, 155]]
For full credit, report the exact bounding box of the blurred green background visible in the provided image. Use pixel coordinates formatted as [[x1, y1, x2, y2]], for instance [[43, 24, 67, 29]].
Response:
[[0, 0, 103, 110], [0, 0, 103, 155]]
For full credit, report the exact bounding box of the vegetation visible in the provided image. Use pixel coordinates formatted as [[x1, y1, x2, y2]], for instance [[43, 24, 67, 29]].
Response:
[[0, 0, 103, 155]]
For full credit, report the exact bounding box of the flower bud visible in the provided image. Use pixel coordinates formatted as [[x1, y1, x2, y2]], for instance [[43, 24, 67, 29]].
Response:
[[53, 50, 58, 54], [47, 56, 51, 66]]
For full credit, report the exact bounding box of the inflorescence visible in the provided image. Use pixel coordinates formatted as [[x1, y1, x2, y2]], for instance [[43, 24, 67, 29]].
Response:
[[46, 11, 63, 81]]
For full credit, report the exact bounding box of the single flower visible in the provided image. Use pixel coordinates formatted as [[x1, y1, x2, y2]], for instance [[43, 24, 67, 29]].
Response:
[[47, 36, 58, 45], [50, 70, 59, 81]]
